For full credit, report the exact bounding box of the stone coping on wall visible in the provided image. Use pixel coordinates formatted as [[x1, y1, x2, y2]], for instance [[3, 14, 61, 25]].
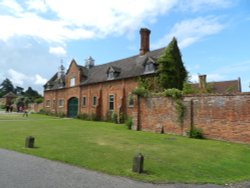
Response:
[[183, 92, 250, 98]]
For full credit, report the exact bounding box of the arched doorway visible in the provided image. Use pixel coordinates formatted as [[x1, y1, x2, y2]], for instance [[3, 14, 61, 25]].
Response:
[[67, 97, 78, 117]]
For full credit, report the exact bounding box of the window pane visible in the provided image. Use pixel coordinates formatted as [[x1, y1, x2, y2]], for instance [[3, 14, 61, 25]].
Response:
[[82, 97, 86, 107], [109, 95, 114, 111], [70, 78, 75, 87]]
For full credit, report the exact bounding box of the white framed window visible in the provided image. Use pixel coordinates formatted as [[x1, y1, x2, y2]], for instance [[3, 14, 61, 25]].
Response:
[[45, 100, 50, 107], [128, 94, 134, 107], [92, 96, 97, 107], [82, 96, 86, 107], [108, 95, 114, 111], [144, 63, 155, 73], [59, 99, 64, 107], [53, 100, 56, 109], [107, 71, 114, 80], [70, 77, 75, 87]]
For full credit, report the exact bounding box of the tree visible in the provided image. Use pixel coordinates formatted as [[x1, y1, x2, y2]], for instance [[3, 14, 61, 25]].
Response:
[[0, 78, 15, 97], [24, 87, 41, 101], [15, 86, 24, 95], [157, 37, 187, 90]]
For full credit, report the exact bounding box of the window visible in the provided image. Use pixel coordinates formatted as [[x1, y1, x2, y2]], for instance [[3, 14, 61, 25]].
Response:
[[82, 96, 86, 107], [59, 99, 64, 107], [144, 63, 155, 73], [53, 100, 56, 109], [107, 71, 114, 80], [70, 77, 75, 87], [45, 100, 50, 107], [92, 96, 97, 106], [128, 94, 134, 107], [108, 95, 114, 111]]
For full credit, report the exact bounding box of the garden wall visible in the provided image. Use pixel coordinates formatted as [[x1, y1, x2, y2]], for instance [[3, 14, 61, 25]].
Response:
[[131, 93, 250, 144]]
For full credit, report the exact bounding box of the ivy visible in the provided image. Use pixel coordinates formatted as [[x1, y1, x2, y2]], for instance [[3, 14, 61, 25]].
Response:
[[163, 88, 185, 125]]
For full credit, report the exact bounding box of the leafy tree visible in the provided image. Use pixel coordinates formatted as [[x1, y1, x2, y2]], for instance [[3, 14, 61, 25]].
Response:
[[24, 87, 41, 98], [157, 37, 187, 90], [15, 86, 24, 95], [0, 78, 15, 97]]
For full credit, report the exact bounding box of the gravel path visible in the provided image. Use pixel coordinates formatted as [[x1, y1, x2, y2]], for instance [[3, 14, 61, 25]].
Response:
[[0, 149, 249, 188]]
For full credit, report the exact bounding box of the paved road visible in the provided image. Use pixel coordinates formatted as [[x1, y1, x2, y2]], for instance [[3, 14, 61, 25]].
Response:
[[0, 149, 249, 188]]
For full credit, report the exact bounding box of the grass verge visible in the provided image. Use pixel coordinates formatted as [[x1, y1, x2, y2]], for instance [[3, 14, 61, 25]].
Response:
[[0, 113, 249, 184]]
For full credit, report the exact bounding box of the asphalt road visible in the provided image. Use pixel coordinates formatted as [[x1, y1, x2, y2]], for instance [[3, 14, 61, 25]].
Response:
[[0, 149, 249, 188]]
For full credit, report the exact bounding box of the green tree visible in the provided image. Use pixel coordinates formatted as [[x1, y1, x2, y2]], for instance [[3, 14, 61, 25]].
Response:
[[0, 78, 15, 97], [24, 87, 41, 98], [15, 86, 24, 95], [157, 37, 187, 90]]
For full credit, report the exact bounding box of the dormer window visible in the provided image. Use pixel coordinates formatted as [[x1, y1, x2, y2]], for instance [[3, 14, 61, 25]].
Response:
[[107, 66, 121, 80], [107, 71, 114, 80], [144, 57, 156, 73], [144, 62, 155, 73]]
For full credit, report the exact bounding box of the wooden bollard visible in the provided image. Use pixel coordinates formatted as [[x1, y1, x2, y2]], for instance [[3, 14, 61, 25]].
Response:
[[25, 136, 35, 148], [132, 153, 144, 173]]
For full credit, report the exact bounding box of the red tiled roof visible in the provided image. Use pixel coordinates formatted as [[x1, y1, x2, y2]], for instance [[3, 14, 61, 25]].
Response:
[[191, 79, 240, 93]]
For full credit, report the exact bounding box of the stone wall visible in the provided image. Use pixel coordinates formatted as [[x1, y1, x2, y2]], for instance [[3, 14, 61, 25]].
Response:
[[132, 93, 250, 144]]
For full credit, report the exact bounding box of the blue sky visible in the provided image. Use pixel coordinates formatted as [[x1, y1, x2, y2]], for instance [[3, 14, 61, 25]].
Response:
[[0, 0, 249, 93]]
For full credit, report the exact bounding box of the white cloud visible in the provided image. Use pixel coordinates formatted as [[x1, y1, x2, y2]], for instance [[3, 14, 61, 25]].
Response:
[[0, 0, 177, 43], [0, 0, 233, 44], [7, 69, 28, 86], [34, 74, 47, 85], [49, 46, 67, 56], [7, 69, 47, 86], [25, 0, 48, 12], [152, 16, 225, 49], [0, 0, 24, 14]]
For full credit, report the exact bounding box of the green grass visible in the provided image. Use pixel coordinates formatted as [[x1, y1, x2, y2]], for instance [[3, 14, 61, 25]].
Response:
[[0, 113, 250, 184]]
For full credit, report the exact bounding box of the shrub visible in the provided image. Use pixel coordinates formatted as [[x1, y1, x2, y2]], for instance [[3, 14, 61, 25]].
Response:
[[77, 113, 89, 120], [132, 87, 149, 97], [163, 88, 183, 99], [125, 117, 133, 130], [77, 113, 99, 121], [187, 127, 204, 139], [119, 112, 125, 124], [56, 112, 65, 118], [111, 112, 118, 123]]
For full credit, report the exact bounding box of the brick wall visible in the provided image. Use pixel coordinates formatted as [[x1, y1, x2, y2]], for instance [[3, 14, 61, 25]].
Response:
[[132, 93, 250, 144], [43, 77, 138, 119], [186, 93, 250, 144]]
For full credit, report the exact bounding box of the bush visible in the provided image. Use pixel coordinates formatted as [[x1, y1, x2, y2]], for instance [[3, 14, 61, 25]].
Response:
[[163, 88, 183, 99], [125, 117, 133, 130], [119, 112, 125, 124], [77, 113, 89, 120], [77, 113, 99, 121], [34, 97, 43, 104], [56, 112, 65, 118], [132, 87, 149, 97], [187, 127, 204, 139]]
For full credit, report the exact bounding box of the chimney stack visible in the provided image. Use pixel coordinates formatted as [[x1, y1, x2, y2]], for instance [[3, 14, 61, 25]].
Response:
[[139, 28, 151, 55], [199, 74, 207, 90]]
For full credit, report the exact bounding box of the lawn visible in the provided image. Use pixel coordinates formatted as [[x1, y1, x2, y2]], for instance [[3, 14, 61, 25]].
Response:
[[0, 113, 250, 184]]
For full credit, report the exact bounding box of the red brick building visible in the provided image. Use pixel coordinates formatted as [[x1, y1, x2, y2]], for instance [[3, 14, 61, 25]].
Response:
[[44, 28, 161, 119], [43, 28, 241, 119]]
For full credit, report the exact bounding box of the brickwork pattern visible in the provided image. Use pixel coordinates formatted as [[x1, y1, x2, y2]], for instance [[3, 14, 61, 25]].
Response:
[[132, 93, 250, 144]]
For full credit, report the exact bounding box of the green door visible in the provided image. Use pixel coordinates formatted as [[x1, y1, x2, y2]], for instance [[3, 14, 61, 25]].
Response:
[[68, 97, 78, 117]]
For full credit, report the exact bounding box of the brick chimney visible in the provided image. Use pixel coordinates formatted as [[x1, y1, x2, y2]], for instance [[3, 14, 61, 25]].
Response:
[[140, 28, 151, 55], [199, 74, 207, 90]]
